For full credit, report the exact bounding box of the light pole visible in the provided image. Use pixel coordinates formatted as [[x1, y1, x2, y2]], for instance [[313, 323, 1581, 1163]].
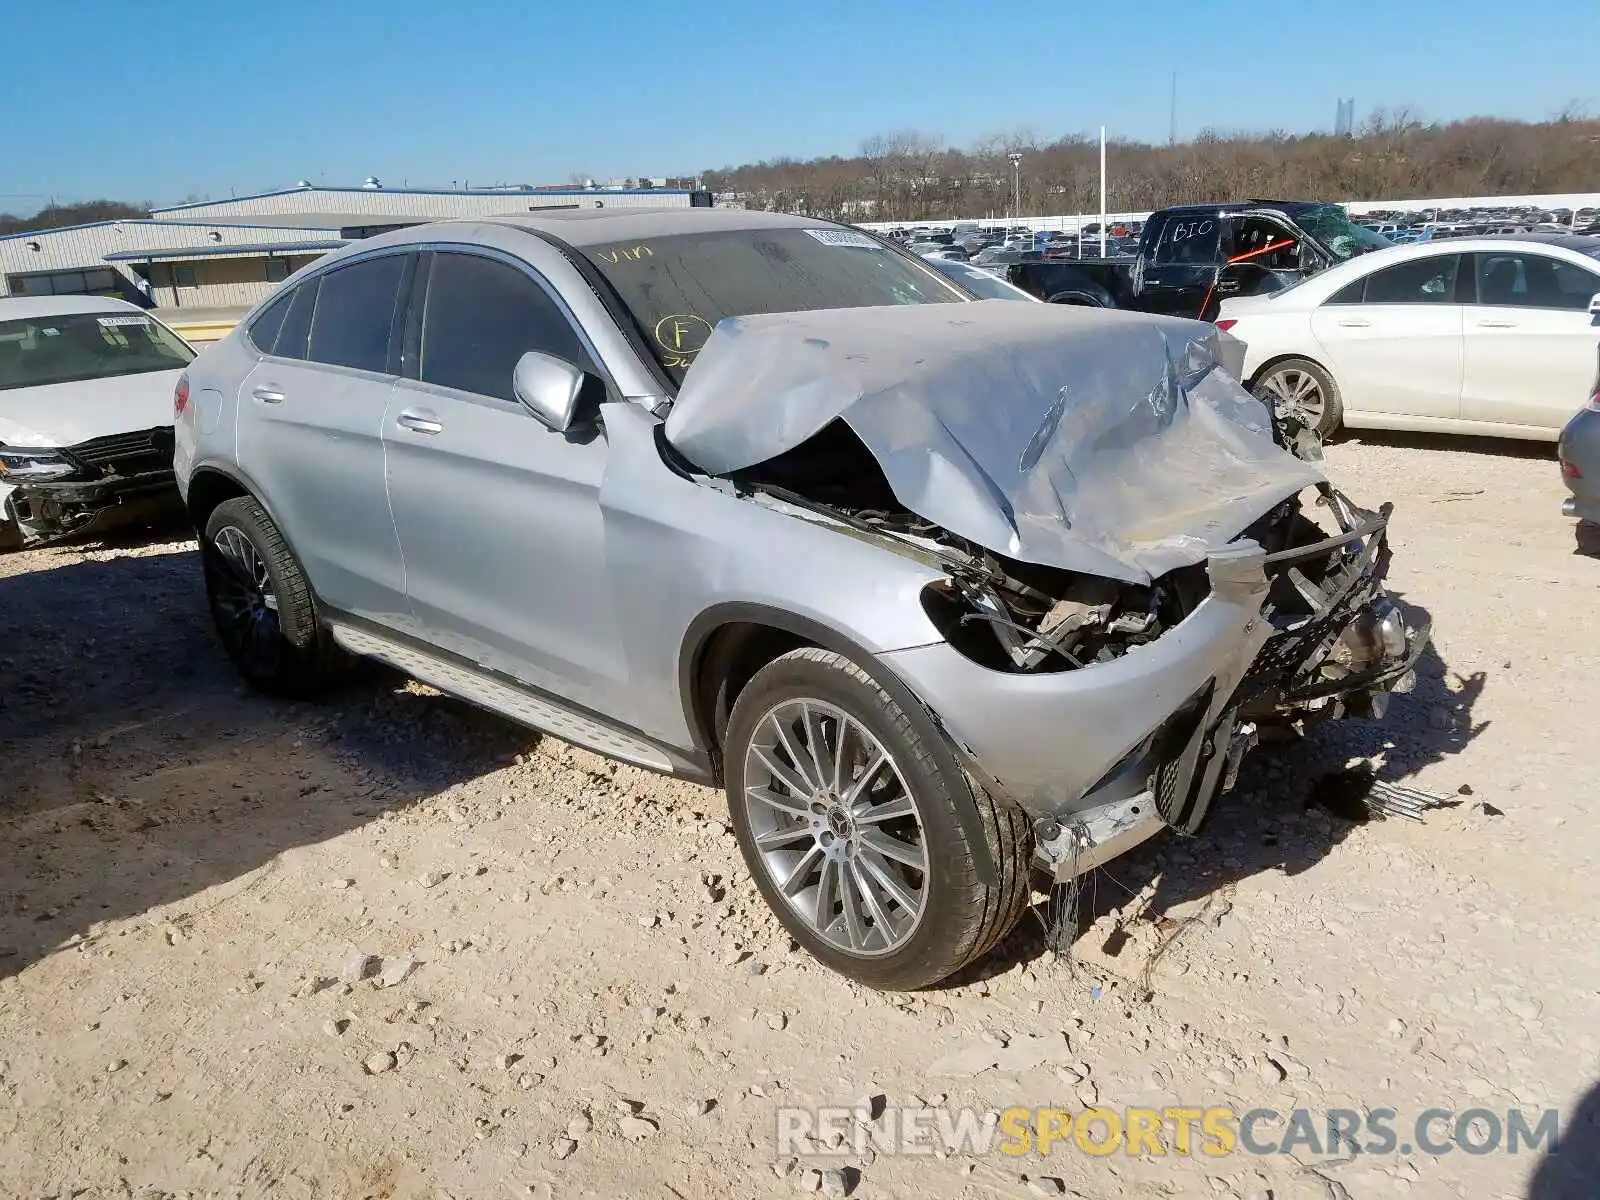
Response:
[[1008, 152, 1022, 220]]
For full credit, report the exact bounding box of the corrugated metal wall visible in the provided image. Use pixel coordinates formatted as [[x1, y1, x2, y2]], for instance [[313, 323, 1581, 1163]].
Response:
[[0, 222, 338, 298], [151, 188, 695, 222]]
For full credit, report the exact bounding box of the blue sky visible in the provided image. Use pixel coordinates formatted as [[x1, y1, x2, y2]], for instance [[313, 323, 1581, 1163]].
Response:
[[3, 0, 1595, 208]]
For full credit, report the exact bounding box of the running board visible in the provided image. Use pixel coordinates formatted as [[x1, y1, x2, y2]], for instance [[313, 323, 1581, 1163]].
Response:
[[327, 622, 674, 773]]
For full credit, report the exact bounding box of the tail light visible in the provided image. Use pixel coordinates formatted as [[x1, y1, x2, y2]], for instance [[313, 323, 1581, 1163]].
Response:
[[1562, 459, 1582, 479], [1214, 318, 1238, 332], [174, 373, 190, 419]]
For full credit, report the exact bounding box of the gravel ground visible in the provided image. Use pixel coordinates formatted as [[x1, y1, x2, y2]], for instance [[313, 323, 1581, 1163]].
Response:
[[0, 434, 1595, 1200]]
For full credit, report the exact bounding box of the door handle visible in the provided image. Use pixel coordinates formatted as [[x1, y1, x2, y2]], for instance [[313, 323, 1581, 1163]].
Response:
[[1476, 319, 1518, 328], [251, 385, 285, 404], [396, 408, 443, 435], [1336, 318, 1371, 328]]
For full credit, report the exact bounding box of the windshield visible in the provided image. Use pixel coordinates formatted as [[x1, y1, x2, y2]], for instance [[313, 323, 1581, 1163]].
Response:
[[0, 311, 193, 392], [583, 228, 964, 382], [1296, 204, 1393, 260]]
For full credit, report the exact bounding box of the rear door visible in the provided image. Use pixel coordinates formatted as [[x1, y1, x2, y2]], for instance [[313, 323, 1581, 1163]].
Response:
[[1460, 249, 1600, 431], [235, 251, 411, 623], [383, 247, 629, 716], [1309, 252, 1466, 419]]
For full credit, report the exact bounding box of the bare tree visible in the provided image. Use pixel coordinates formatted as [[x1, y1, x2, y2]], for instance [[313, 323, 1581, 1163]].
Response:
[[704, 114, 1600, 220]]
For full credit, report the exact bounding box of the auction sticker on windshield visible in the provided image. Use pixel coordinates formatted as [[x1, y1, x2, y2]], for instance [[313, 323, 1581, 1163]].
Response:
[[96, 315, 153, 327], [803, 229, 881, 249]]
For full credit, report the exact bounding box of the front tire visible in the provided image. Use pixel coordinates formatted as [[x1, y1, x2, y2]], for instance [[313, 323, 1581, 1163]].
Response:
[[202, 496, 350, 697], [1252, 357, 1343, 438], [724, 647, 1031, 990]]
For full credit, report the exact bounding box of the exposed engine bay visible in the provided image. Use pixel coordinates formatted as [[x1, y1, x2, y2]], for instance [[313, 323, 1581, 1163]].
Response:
[[727, 416, 1422, 725]]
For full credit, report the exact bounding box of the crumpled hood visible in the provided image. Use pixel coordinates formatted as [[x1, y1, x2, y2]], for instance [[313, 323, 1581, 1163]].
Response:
[[664, 302, 1324, 583], [0, 369, 183, 449]]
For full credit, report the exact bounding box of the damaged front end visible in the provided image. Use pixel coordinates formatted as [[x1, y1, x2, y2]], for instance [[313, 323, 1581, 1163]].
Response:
[[663, 301, 1427, 882], [1, 427, 179, 544]]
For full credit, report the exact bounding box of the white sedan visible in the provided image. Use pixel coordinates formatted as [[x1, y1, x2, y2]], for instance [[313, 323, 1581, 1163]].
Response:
[[1, 295, 195, 548], [1217, 234, 1600, 440]]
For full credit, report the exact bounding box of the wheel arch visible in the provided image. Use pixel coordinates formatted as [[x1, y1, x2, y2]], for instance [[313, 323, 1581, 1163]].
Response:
[[185, 465, 251, 535], [1046, 288, 1113, 307], [1247, 350, 1333, 390], [679, 603, 998, 883]]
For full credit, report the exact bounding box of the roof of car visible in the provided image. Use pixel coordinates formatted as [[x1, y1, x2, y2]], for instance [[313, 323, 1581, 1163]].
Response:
[[480, 206, 832, 247], [0, 295, 148, 320], [1155, 200, 1320, 218], [1374, 234, 1600, 258]]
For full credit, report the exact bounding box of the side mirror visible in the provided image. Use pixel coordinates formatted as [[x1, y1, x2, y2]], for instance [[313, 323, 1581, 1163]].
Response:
[[513, 351, 586, 432]]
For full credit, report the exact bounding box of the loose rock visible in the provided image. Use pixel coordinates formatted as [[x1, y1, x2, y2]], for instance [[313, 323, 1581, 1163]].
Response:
[[340, 953, 382, 984], [618, 1114, 659, 1140], [364, 1051, 396, 1075]]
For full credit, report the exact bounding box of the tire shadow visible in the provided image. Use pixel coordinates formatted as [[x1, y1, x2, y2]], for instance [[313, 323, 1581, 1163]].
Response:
[[1332, 427, 1556, 462], [0, 542, 535, 982], [1527, 1079, 1600, 1199]]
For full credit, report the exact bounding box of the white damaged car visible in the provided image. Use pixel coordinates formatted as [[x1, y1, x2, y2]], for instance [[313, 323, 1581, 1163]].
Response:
[[0, 295, 194, 549]]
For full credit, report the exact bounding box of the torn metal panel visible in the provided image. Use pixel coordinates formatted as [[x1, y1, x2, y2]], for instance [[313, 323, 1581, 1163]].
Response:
[[664, 302, 1323, 583]]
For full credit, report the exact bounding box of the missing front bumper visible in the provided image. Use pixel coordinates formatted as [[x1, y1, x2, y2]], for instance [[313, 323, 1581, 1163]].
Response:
[[7, 469, 180, 543]]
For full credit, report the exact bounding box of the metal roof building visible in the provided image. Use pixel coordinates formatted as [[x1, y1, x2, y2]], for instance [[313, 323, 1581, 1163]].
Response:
[[150, 181, 709, 224], [0, 182, 710, 321], [0, 218, 347, 309]]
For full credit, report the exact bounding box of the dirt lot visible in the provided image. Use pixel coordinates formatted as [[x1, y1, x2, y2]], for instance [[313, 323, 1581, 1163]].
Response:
[[1, 435, 1596, 1200]]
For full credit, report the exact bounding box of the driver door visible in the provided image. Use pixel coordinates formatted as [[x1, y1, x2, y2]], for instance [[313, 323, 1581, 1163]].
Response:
[[382, 248, 631, 718]]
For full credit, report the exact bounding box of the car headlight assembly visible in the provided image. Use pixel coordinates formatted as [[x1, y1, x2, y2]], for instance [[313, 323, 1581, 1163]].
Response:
[[0, 447, 74, 482]]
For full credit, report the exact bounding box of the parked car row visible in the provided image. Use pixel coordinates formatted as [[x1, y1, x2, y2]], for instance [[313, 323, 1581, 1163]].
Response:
[[1356, 204, 1599, 240]]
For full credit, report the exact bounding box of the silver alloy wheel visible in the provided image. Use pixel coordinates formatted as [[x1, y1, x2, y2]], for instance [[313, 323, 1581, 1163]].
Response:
[[1259, 366, 1326, 425], [741, 698, 929, 957]]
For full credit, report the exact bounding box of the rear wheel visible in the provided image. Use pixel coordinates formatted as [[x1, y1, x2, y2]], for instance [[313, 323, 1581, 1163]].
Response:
[[202, 496, 350, 697], [724, 647, 1031, 990], [1252, 357, 1343, 438]]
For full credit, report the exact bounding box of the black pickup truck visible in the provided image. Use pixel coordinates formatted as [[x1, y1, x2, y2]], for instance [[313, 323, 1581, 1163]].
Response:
[[1007, 200, 1391, 319]]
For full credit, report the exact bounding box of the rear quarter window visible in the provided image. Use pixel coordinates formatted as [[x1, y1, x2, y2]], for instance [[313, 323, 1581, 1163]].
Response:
[[247, 287, 294, 353]]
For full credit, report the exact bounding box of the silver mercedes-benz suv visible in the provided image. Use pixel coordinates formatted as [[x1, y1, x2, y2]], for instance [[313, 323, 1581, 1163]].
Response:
[[174, 208, 1424, 989]]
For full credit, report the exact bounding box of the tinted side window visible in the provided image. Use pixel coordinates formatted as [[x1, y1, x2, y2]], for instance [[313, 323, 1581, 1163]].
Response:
[[247, 287, 293, 353], [274, 279, 319, 361], [1325, 278, 1366, 305], [420, 252, 586, 401], [1364, 255, 1460, 304], [308, 255, 408, 373], [1477, 251, 1600, 311]]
